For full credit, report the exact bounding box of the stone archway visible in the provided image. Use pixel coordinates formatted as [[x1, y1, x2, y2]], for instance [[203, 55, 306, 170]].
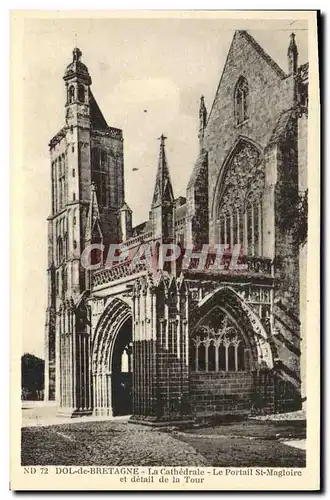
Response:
[[92, 298, 133, 416], [188, 286, 275, 417], [190, 286, 274, 369]]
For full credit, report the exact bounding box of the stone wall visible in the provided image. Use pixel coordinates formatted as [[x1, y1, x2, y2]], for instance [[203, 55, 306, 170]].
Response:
[[189, 368, 301, 419], [190, 372, 253, 417]]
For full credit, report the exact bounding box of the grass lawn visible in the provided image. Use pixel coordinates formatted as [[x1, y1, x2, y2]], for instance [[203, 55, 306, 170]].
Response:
[[21, 419, 305, 468]]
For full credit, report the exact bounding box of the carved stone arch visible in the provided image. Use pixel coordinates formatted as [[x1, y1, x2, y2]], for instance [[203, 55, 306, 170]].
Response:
[[211, 136, 263, 220], [189, 286, 275, 370], [92, 297, 131, 373], [91, 297, 133, 416]]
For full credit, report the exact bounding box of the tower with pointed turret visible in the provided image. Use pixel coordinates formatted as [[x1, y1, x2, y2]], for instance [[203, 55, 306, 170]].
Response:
[[150, 134, 176, 273], [44, 48, 125, 409]]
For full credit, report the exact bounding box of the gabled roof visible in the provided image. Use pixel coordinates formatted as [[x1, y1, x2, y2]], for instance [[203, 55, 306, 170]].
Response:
[[239, 31, 287, 79], [207, 30, 287, 126]]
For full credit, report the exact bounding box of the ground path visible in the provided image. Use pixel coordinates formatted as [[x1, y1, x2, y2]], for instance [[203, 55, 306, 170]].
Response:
[[21, 404, 306, 468]]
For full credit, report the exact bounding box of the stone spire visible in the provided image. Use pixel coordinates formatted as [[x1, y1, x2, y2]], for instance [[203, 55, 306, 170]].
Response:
[[151, 134, 174, 208], [198, 95, 207, 151], [287, 33, 298, 76]]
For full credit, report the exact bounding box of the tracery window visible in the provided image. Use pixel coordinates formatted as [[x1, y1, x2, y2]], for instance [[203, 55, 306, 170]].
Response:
[[234, 77, 249, 125], [191, 309, 247, 372], [92, 148, 108, 207], [216, 142, 264, 257]]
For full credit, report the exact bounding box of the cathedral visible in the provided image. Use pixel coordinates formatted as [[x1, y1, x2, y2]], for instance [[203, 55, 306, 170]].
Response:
[[44, 30, 308, 422]]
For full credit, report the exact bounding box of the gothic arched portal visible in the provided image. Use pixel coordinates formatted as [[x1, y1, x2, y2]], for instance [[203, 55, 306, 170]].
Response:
[[189, 286, 274, 371], [92, 298, 133, 416]]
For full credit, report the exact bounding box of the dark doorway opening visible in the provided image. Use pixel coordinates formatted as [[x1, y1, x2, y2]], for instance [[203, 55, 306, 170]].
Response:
[[111, 318, 133, 416]]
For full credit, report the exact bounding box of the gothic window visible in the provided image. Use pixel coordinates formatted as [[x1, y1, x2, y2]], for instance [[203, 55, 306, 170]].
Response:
[[57, 236, 63, 264], [62, 266, 67, 296], [92, 148, 107, 207], [58, 155, 66, 210], [191, 309, 247, 372], [216, 142, 264, 257], [78, 84, 85, 103], [68, 85, 75, 104], [63, 233, 68, 259], [72, 168, 75, 177], [234, 77, 249, 125]]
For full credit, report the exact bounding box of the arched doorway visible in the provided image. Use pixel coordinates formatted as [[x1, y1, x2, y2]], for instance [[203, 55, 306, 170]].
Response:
[[111, 318, 133, 416], [92, 298, 133, 417]]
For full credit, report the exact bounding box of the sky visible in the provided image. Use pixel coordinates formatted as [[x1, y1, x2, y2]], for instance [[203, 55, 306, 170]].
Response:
[[19, 15, 308, 358]]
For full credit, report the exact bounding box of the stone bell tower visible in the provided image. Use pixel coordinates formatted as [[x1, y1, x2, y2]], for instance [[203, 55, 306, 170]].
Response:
[[44, 47, 124, 413]]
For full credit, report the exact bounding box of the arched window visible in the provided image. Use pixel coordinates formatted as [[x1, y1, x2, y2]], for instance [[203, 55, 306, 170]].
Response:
[[216, 142, 264, 257], [191, 309, 247, 373], [68, 85, 75, 104], [63, 233, 68, 259], [57, 236, 63, 264], [234, 77, 249, 125], [78, 84, 85, 103], [62, 266, 67, 296]]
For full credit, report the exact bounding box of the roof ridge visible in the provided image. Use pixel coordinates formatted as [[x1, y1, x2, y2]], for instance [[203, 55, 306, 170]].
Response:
[[239, 30, 287, 79]]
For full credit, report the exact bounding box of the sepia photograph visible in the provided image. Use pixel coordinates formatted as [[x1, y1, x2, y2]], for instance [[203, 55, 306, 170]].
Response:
[[10, 10, 320, 491]]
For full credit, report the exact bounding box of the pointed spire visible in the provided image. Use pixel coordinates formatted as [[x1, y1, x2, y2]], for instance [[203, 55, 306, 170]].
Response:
[[198, 95, 207, 151], [199, 96, 207, 128], [85, 183, 102, 242], [287, 33, 298, 75], [151, 134, 174, 208]]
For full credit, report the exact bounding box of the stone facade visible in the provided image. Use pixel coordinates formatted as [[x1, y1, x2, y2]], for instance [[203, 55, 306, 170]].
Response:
[[44, 31, 308, 422]]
